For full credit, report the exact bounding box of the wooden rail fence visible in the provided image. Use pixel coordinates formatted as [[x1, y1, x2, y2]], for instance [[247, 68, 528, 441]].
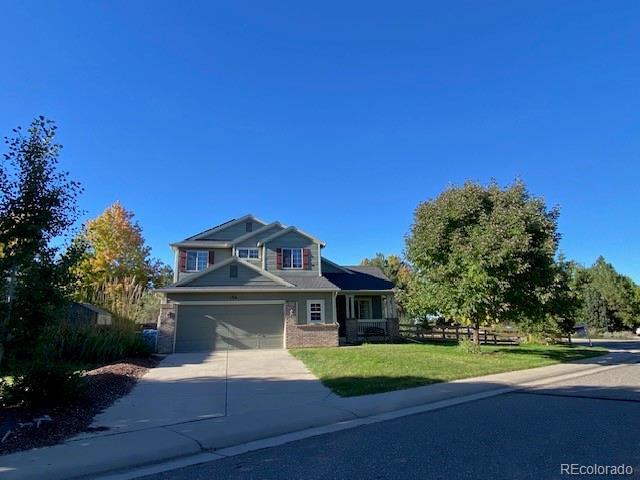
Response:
[[399, 324, 520, 345]]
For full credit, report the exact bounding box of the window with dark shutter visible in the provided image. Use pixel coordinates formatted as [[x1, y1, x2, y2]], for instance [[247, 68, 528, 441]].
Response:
[[245, 222, 252, 232], [303, 248, 311, 270], [230, 265, 238, 278], [179, 250, 187, 272], [276, 248, 283, 269]]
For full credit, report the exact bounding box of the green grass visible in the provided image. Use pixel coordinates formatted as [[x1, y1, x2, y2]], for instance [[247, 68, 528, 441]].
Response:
[[290, 343, 607, 397]]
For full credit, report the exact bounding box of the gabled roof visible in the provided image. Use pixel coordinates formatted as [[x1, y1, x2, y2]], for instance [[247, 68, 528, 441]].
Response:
[[276, 274, 340, 291], [231, 221, 285, 245], [321, 257, 354, 274], [167, 257, 295, 289], [322, 266, 395, 292], [184, 214, 268, 241], [257, 226, 326, 247]]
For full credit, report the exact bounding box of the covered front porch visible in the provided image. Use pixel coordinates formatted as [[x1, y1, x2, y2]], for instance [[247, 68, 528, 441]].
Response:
[[336, 292, 399, 343]]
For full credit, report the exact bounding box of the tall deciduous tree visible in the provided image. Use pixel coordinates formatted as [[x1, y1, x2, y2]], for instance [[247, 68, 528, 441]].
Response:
[[75, 202, 169, 288], [574, 256, 639, 331], [0, 117, 83, 362], [360, 253, 412, 313], [405, 180, 560, 345]]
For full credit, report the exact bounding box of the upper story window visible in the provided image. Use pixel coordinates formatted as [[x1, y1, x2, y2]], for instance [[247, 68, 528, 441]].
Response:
[[282, 248, 303, 269], [186, 250, 208, 272], [237, 247, 260, 259], [245, 222, 253, 232]]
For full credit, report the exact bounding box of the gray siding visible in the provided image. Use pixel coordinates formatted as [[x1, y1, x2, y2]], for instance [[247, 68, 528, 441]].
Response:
[[177, 248, 232, 282], [186, 263, 282, 287], [199, 219, 266, 241], [166, 291, 335, 325], [236, 224, 284, 248], [265, 231, 320, 277]]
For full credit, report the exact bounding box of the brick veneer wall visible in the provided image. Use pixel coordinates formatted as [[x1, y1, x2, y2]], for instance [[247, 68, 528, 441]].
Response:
[[156, 303, 177, 353], [284, 301, 339, 348]]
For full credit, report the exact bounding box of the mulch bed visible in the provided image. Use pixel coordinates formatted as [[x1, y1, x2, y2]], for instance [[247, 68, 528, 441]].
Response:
[[0, 355, 162, 455]]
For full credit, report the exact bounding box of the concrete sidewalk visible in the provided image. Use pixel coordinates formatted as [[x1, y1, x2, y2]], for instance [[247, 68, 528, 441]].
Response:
[[1, 348, 638, 480]]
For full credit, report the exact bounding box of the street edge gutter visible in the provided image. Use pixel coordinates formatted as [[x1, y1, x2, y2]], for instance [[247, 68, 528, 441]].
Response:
[[91, 352, 640, 480]]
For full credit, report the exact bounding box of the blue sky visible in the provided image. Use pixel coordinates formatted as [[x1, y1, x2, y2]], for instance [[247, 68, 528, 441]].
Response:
[[1, 1, 638, 280]]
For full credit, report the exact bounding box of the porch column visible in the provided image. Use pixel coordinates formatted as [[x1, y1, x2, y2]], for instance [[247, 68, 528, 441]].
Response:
[[346, 295, 355, 319], [382, 295, 389, 318], [345, 294, 358, 343]]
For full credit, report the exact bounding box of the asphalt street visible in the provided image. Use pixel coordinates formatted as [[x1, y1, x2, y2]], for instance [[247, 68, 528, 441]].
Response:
[[140, 351, 640, 480]]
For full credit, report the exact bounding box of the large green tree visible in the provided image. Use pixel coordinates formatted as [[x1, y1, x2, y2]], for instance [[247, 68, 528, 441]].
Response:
[[405, 180, 560, 344], [361, 253, 412, 314], [0, 117, 83, 362], [574, 256, 639, 331]]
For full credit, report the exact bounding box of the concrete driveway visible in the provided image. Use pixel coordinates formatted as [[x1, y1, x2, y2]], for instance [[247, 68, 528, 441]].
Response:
[[82, 350, 330, 437]]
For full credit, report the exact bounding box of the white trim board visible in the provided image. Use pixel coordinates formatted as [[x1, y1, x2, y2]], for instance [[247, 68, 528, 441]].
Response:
[[174, 300, 286, 306], [171, 257, 295, 288], [158, 287, 340, 293], [170, 241, 232, 249], [231, 222, 285, 245], [257, 226, 326, 247], [185, 214, 268, 241], [306, 299, 326, 324], [321, 257, 354, 274], [336, 290, 395, 294]]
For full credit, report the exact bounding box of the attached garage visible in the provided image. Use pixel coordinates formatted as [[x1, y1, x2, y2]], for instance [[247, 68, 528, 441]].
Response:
[[174, 302, 284, 352]]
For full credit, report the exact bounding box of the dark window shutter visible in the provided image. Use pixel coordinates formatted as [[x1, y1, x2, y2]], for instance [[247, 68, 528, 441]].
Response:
[[208, 250, 215, 266], [179, 250, 187, 272], [276, 248, 283, 269], [303, 248, 311, 270], [245, 222, 252, 232], [230, 265, 238, 278]]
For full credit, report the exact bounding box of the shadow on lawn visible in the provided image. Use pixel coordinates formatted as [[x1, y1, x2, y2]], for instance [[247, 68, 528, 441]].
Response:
[[493, 347, 606, 362]]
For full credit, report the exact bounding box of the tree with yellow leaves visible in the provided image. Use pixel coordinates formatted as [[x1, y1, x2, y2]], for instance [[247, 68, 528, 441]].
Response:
[[75, 202, 170, 289]]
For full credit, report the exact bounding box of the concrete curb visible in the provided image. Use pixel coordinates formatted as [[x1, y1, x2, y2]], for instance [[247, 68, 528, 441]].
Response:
[[1, 350, 637, 480], [0, 427, 201, 480], [165, 403, 357, 450]]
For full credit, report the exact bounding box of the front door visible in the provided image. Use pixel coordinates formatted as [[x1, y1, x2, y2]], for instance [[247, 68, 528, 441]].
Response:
[[356, 298, 372, 319]]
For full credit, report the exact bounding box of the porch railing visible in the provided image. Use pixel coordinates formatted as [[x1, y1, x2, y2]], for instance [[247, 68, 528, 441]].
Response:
[[357, 320, 388, 336]]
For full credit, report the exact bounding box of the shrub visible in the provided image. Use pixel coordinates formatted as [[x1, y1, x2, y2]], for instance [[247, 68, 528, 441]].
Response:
[[36, 323, 151, 365], [457, 338, 481, 354], [0, 361, 85, 408]]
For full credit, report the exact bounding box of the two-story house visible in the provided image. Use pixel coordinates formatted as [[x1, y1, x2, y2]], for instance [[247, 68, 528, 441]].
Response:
[[156, 215, 398, 353]]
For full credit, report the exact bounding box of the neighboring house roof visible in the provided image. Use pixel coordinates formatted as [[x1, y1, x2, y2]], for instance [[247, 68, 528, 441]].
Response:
[[257, 226, 326, 247], [77, 302, 112, 316], [322, 266, 395, 292]]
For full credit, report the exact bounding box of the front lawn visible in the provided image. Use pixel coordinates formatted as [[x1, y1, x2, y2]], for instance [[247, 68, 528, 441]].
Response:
[[290, 343, 607, 397]]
